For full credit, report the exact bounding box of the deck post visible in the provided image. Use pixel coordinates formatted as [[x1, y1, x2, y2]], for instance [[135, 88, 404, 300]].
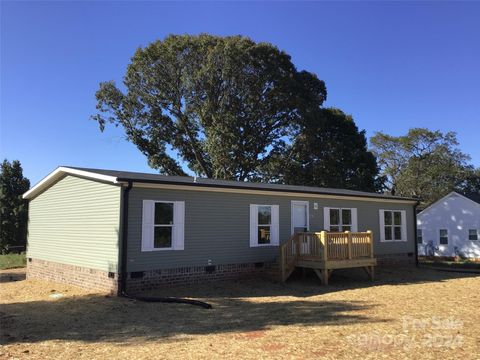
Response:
[[295, 234, 300, 259], [367, 230, 373, 258], [280, 245, 285, 282], [320, 231, 328, 262], [322, 269, 329, 285], [346, 231, 352, 260]]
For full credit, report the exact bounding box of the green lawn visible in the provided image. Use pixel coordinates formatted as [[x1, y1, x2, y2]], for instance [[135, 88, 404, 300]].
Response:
[[0, 253, 26, 270]]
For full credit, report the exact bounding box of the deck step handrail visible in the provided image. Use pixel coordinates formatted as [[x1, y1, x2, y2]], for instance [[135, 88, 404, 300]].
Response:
[[279, 233, 299, 282]]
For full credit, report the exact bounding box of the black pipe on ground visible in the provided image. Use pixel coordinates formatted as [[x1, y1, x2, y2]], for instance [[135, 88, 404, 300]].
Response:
[[125, 294, 213, 309]]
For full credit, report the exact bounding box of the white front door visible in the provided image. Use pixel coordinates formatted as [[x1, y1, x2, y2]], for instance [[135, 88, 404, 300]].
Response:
[[291, 201, 309, 234], [292, 201, 309, 254]]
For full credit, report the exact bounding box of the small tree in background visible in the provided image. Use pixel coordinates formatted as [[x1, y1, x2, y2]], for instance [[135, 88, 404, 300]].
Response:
[[370, 128, 478, 206], [459, 167, 480, 194], [0, 160, 30, 252]]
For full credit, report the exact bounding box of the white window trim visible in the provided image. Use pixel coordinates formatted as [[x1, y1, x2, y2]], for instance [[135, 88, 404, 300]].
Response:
[[323, 207, 358, 232], [379, 209, 407, 242], [250, 204, 279, 247], [468, 229, 479, 241], [141, 200, 185, 252], [290, 200, 309, 235], [439, 229, 449, 245]]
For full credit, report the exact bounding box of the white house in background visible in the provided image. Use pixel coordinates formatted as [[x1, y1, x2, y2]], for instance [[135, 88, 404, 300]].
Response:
[[417, 192, 480, 259]]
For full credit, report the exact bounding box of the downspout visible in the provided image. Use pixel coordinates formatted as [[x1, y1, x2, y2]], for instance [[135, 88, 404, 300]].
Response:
[[119, 180, 133, 296], [413, 201, 420, 267], [117, 180, 212, 309]]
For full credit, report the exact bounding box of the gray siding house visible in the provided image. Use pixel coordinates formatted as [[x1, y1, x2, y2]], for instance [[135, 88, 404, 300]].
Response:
[[24, 167, 418, 294]]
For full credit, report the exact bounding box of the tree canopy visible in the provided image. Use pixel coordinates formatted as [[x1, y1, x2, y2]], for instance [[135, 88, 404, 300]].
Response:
[[370, 128, 479, 206], [0, 160, 30, 251], [92, 34, 326, 181], [262, 108, 380, 191]]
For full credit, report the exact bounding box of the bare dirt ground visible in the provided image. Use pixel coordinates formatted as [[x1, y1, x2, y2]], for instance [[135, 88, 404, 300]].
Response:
[[1, 266, 479, 359]]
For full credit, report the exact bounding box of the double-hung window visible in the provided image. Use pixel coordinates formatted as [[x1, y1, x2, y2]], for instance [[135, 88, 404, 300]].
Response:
[[142, 200, 185, 251], [154, 202, 174, 248], [439, 229, 448, 245], [250, 204, 279, 247], [379, 210, 407, 242], [324, 208, 357, 232], [468, 229, 478, 241]]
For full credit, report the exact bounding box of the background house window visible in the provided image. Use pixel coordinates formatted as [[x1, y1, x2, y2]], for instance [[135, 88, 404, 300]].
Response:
[[250, 204, 279, 247], [468, 229, 478, 241], [439, 229, 448, 245], [417, 229, 423, 244], [379, 210, 406, 242], [325, 208, 356, 232], [142, 200, 185, 251]]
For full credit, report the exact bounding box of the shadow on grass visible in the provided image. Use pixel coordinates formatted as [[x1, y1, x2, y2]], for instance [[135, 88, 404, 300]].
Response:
[[0, 271, 26, 283], [142, 265, 480, 300], [1, 266, 478, 345], [1, 293, 381, 345]]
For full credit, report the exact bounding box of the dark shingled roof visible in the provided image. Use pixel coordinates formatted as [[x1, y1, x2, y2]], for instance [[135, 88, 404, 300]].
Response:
[[462, 192, 480, 205], [66, 166, 417, 202]]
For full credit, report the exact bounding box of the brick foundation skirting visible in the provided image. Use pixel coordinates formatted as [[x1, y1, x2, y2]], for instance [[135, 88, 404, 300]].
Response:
[[27, 254, 415, 294], [376, 252, 416, 266], [126, 262, 278, 293], [26, 258, 278, 294], [27, 258, 118, 294]]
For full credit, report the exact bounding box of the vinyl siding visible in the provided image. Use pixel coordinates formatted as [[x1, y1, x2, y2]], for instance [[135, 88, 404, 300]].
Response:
[[417, 193, 480, 258], [27, 175, 121, 272], [127, 187, 415, 272]]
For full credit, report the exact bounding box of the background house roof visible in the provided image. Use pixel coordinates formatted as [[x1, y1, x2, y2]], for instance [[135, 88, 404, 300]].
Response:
[[418, 191, 480, 215]]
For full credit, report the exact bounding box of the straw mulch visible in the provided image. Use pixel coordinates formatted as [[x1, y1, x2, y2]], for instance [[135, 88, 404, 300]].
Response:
[[1, 266, 479, 359]]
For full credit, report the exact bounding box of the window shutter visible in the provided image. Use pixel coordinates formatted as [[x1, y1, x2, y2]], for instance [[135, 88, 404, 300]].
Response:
[[250, 204, 258, 247], [400, 210, 407, 242], [323, 207, 330, 231], [351, 208, 358, 232], [379, 210, 385, 242], [173, 201, 185, 250], [141, 200, 154, 251], [271, 205, 280, 246]]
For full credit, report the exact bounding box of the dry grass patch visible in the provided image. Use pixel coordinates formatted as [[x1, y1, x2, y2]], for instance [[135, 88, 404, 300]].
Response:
[[1, 267, 479, 359]]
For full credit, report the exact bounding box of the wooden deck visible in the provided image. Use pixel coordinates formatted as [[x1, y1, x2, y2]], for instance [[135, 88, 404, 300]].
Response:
[[279, 231, 377, 284]]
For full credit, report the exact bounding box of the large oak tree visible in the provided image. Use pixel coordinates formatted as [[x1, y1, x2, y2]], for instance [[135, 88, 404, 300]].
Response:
[[92, 34, 326, 181], [261, 108, 380, 191]]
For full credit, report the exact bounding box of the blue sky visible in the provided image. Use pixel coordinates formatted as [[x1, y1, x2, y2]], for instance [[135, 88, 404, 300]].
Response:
[[1, 1, 479, 185]]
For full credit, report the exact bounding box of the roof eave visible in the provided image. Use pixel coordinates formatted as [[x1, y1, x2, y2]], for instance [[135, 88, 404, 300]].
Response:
[[23, 167, 119, 200], [117, 177, 418, 203]]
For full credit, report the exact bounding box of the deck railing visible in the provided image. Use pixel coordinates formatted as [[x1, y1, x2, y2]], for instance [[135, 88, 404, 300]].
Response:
[[280, 231, 374, 281]]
